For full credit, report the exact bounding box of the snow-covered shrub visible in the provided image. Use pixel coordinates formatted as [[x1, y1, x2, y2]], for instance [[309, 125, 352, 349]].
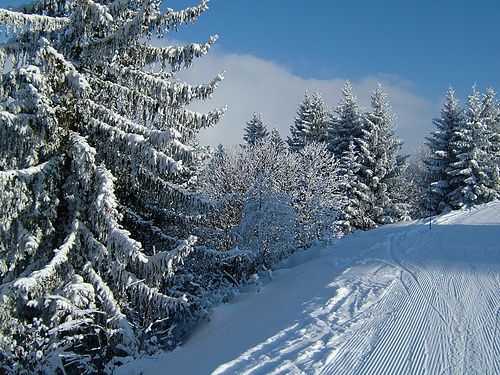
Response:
[[292, 142, 343, 247], [233, 174, 296, 272], [199, 139, 343, 277]]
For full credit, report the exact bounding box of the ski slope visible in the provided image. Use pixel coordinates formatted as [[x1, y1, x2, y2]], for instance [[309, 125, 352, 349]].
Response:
[[118, 203, 500, 375]]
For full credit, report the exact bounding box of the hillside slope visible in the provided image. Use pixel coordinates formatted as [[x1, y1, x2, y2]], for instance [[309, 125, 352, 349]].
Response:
[[118, 203, 500, 375]]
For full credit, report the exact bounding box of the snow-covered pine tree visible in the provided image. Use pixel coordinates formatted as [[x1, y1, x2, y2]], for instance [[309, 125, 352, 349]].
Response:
[[363, 85, 408, 223], [337, 141, 375, 232], [481, 88, 500, 195], [327, 81, 377, 230], [424, 87, 465, 214], [447, 87, 494, 208], [327, 81, 365, 158], [269, 125, 286, 153], [243, 112, 269, 146], [287, 91, 328, 151], [0, 0, 225, 372]]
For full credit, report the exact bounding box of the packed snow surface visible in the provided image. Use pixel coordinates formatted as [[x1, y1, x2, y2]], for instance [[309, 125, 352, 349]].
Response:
[[118, 203, 500, 375]]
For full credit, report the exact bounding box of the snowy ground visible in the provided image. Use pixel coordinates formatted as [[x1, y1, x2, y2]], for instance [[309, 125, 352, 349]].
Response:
[[117, 203, 500, 375]]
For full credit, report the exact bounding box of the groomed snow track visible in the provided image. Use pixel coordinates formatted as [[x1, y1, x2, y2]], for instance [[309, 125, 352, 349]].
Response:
[[118, 203, 500, 375]]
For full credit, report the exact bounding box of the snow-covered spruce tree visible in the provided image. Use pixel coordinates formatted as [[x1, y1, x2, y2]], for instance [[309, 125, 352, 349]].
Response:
[[269, 125, 286, 153], [424, 87, 465, 214], [447, 87, 494, 208], [287, 91, 328, 151], [481, 88, 500, 193], [327, 82, 377, 231], [327, 81, 365, 158], [243, 112, 269, 146], [363, 85, 408, 224], [0, 0, 225, 372], [337, 141, 375, 232]]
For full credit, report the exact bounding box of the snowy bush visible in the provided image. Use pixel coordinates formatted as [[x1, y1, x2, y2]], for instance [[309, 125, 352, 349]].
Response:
[[199, 139, 343, 277], [233, 174, 296, 273]]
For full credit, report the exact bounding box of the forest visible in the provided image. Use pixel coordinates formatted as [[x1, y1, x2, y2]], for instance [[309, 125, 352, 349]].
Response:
[[0, 0, 498, 373]]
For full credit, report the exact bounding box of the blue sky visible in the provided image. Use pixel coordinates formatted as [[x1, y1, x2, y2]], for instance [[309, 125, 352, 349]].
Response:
[[2, 0, 499, 151], [168, 0, 500, 100]]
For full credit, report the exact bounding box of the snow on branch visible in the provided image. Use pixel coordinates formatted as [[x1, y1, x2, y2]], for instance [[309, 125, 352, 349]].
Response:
[[113, 261, 191, 319], [86, 117, 184, 179], [78, 0, 114, 26], [86, 99, 179, 148], [0, 9, 69, 36], [137, 171, 208, 211], [88, 167, 152, 268], [0, 157, 59, 239], [104, 64, 224, 106], [81, 226, 191, 321], [156, 0, 209, 35], [0, 156, 59, 183], [82, 262, 138, 352], [128, 36, 218, 72], [86, 73, 225, 134], [84, 0, 160, 52], [37, 38, 90, 95], [169, 104, 227, 132], [121, 206, 178, 244], [68, 132, 97, 192], [108, 226, 149, 265], [13, 220, 79, 299]]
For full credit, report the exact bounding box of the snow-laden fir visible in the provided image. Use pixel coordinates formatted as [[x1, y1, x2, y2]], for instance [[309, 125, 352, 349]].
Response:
[[0, 0, 226, 372]]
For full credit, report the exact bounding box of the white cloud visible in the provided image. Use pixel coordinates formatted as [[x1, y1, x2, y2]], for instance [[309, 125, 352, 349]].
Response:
[[177, 48, 440, 153]]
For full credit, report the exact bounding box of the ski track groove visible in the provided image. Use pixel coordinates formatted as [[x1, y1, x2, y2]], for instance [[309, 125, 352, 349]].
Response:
[[230, 204, 500, 375], [328, 205, 498, 375], [276, 205, 496, 375]]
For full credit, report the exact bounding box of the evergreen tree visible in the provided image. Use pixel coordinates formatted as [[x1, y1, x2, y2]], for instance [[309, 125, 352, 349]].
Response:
[[243, 112, 268, 146], [447, 87, 493, 208], [0, 0, 225, 372], [481, 88, 500, 184], [287, 91, 328, 151], [425, 87, 465, 214], [328, 81, 380, 230], [337, 142, 375, 232], [363, 85, 408, 223], [269, 126, 286, 153], [327, 81, 365, 158]]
